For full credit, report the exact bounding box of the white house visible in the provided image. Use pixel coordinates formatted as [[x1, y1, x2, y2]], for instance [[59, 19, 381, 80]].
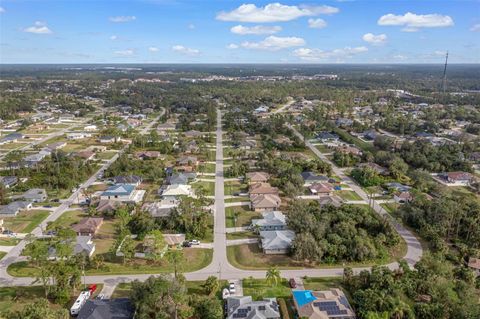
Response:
[[100, 184, 145, 203]]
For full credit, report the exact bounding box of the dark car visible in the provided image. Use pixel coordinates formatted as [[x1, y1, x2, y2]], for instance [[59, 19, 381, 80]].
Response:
[[182, 241, 192, 248], [2, 230, 13, 235], [289, 278, 297, 288]]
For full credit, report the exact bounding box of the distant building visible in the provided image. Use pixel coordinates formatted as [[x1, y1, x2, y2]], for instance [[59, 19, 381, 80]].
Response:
[[245, 172, 270, 184], [0, 176, 18, 188], [72, 217, 104, 236], [292, 289, 356, 319], [22, 188, 47, 202], [467, 258, 480, 277], [440, 171, 474, 186], [226, 296, 280, 319], [113, 175, 142, 186], [0, 201, 32, 217], [100, 184, 145, 203], [301, 172, 329, 186], [0, 133, 23, 145], [251, 194, 281, 212]]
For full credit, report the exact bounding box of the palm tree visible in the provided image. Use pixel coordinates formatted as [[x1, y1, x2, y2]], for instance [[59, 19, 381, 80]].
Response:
[[266, 266, 281, 287]]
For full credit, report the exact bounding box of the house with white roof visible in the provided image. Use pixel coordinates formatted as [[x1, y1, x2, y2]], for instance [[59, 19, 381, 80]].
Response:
[[160, 184, 193, 200], [259, 230, 295, 254], [251, 211, 287, 231]]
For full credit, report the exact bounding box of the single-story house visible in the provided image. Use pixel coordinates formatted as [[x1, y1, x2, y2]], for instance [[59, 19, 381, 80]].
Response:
[[0, 176, 18, 188], [358, 162, 389, 175], [22, 188, 47, 202], [177, 156, 198, 166], [0, 201, 32, 217], [77, 298, 134, 319], [385, 182, 411, 193], [301, 171, 329, 186], [142, 201, 178, 218], [98, 136, 116, 143], [67, 132, 91, 140], [74, 236, 96, 257], [251, 211, 287, 231], [292, 289, 356, 319], [394, 191, 413, 204], [100, 184, 145, 203], [317, 195, 343, 208], [160, 184, 193, 200], [251, 194, 281, 212], [316, 131, 339, 142], [157, 123, 176, 131], [113, 175, 142, 186], [72, 217, 104, 236], [226, 296, 280, 319], [440, 171, 474, 185], [167, 172, 196, 185], [0, 133, 23, 145], [309, 183, 333, 195], [135, 151, 162, 160], [259, 229, 295, 254], [249, 182, 279, 196], [163, 233, 186, 248], [245, 172, 270, 184], [75, 151, 95, 161], [96, 200, 123, 214], [238, 139, 257, 150]]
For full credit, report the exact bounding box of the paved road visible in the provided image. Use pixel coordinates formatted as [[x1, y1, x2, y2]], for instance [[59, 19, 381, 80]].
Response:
[[288, 124, 423, 268], [0, 107, 422, 289]]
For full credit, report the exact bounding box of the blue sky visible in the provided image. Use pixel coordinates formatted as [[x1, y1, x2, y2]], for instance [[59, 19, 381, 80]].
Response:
[[0, 0, 479, 63]]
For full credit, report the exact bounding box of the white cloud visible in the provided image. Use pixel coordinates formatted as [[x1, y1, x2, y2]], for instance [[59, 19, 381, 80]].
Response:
[[308, 18, 327, 29], [110, 35, 118, 40], [217, 3, 339, 23], [23, 21, 52, 34], [109, 16, 136, 23], [149, 47, 159, 52], [226, 43, 239, 49], [294, 46, 368, 61], [114, 49, 134, 56], [0, 7, 5, 13], [434, 50, 447, 56], [240, 36, 305, 50], [470, 23, 480, 32], [362, 33, 387, 45], [172, 45, 200, 55], [393, 54, 408, 61], [231, 25, 282, 35], [378, 12, 454, 32]]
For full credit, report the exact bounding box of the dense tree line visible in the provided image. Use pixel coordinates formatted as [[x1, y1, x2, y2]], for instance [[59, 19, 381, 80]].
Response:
[[287, 201, 400, 263]]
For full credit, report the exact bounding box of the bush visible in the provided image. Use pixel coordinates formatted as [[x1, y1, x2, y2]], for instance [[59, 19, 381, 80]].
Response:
[[278, 298, 291, 319]]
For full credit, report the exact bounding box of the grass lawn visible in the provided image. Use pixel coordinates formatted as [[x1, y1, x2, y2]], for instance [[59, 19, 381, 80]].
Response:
[[9, 248, 213, 277], [111, 283, 132, 298], [0, 286, 55, 315], [199, 163, 216, 173], [87, 183, 108, 192], [302, 277, 344, 290], [381, 203, 399, 213], [224, 181, 248, 196], [3, 210, 50, 233], [226, 231, 259, 240], [47, 210, 86, 230], [225, 206, 259, 228], [225, 197, 250, 203], [192, 181, 215, 196], [93, 218, 117, 256], [242, 278, 292, 301], [0, 237, 20, 246], [314, 144, 331, 153], [0, 252, 6, 259], [95, 151, 117, 160], [337, 190, 363, 201]]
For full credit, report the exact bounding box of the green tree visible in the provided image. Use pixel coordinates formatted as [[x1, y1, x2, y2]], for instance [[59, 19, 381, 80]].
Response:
[[203, 276, 220, 296], [266, 266, 281, 287], [6, 299, 69, 319], [167, 249, 185, 279]]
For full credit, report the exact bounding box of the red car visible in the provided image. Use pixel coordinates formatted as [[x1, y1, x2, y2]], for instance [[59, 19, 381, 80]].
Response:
[[289, 278, 297, 288]]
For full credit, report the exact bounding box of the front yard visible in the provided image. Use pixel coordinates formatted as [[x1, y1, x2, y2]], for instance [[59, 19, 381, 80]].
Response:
[[225, 206, 260, 228], [242, 278, 292, 301], [3, 210, 50, 233]]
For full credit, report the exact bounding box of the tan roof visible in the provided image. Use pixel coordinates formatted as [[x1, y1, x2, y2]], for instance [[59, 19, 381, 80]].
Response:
[[72, 217, 103, 234], [309, 183, 333, 194], [249, 182, 279, 195], [468, 258, 480, 270], [163, 233, 186, 246], [294, 289, 355, 319], [246, 172, 270, 183], [251, 194, 281, 209]]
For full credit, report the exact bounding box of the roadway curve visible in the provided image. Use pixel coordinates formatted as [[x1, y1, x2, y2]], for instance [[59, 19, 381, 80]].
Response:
[[0, 108, 422, 288]]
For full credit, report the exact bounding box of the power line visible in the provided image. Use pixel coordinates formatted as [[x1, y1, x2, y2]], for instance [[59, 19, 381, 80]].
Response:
[[442, 51, 449, 94]]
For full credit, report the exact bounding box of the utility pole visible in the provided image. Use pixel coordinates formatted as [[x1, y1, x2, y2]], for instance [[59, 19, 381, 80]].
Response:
[[442, 51, 449, 94]]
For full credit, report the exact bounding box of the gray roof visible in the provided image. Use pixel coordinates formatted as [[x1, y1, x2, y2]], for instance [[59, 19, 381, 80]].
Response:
[[167, 172, 196, 185], [260, 230, 295, 251], [226, 296, 280, 319], [251, 211, 286, 228], [301, 171, 329, 182], [113, 175, 142, 184], [74, 236, 95, 255], [0, 176, 18, 187], [78, 298, 134, 319], [0, 201, 31, 216], [22, 188, 47, 201]]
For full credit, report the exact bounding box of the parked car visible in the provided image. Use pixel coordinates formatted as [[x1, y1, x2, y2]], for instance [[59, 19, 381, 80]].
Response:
[[229, 282, 236, 294], [2, 230, 13, 235], [190, 239, 200, 245], [182, 241, 192, 248], [43, 205, 52, 208], [289, 278, 297, 288], [46, 230, 57, 236]]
